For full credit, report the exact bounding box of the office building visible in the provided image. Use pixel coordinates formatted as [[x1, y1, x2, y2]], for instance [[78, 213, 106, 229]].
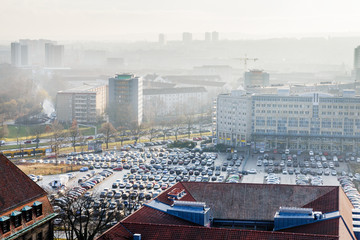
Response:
[[45, 43, 64, 68], [0, 155, 56, 240], [56, 84, 107, 124], [99, 182, 354, 240], [217, 90, 252, 147], [217, 90, 360, 152], [244, 70, 270, 88], [108, 74, 143, 126]]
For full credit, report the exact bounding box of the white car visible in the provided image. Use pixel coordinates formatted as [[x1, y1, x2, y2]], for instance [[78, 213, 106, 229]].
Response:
[[309, 151, 314, 156]]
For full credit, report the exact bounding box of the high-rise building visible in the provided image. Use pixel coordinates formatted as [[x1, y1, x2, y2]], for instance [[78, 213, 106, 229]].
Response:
[[108, 74, 143, 126], [11, 42, 29, 67], [45, 43, 64, 68], [158, 33, 166, 45], [182, 32, 193, 42], [354, 46, 360, 81], [211, 31, 219, 41], [11, 42, 21, 67], [244, 70, 270, 88], [205, 32, 211, 41]]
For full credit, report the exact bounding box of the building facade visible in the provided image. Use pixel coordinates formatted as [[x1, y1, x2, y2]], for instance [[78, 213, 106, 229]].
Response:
[[45, 43, 64, 68], [217, 91, 360, 152], [56, 84, 107, 124], [143, 87, 207, 121], [0, 155, 56, 240], [108, 74, 143, 126], [216, 90, 252, 147], [244, 70, 270, 88]]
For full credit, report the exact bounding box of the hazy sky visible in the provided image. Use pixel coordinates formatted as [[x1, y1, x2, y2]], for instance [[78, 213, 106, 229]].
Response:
[[2, 0, 360, 41]]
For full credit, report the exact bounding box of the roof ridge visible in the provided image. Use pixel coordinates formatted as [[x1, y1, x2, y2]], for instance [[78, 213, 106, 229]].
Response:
[[121, 221, 340, 237]]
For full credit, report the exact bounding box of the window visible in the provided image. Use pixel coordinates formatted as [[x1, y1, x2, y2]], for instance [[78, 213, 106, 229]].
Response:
[[11, 211, 22, 228], [22, 206, 32, 222], [37, 232, 43, 240], [0, 217, 10, 234], [33, 202, 43, 217]]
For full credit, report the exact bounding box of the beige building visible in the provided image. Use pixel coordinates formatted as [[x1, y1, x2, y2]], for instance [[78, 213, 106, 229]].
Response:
[[56, 84, 107, 124], [217, 90, 252, 147]]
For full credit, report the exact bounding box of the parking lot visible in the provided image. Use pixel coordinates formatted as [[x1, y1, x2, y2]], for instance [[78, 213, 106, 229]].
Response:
[[29, 144, 360, 224]]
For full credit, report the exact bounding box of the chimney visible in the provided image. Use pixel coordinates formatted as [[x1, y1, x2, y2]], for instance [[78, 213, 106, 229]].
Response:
[[133, 233, 141, 240]]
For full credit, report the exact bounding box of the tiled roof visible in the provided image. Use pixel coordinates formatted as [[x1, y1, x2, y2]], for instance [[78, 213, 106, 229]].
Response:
[[156, 182, 196, 206], [122, 206, 196, 226], [280, 218, 339, 236], [99, 222, 339, 240], [98, 222, 132, 240], [181, 182, 338, 221], [0, 155, 47, 215]]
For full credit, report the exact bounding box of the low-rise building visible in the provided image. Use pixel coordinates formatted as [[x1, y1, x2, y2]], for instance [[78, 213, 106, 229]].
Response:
[[98, 182, 355, 240], [143, 87, 207, 121]]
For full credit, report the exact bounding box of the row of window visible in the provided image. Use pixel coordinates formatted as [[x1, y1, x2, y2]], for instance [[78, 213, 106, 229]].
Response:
[[0, 202, 42, 235]]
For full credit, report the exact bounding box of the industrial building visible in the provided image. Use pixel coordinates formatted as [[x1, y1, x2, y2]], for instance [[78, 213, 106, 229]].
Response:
[[98, 182, 355, 240]]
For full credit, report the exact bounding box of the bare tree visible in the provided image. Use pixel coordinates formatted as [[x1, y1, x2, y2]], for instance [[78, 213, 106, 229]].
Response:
[[185, 115, 194, 139], [99, 122, 117, 149], [129, 121, 145, 144], [0, 124, 9, 149], [171, 117, 184, 141], [31, 124, 45, 148], [148, 127, 159, 142], [47, 121, 67, 163], [56, 195, 120, 240], [69, 119, 81, 152], [116, 125, 128, 146]]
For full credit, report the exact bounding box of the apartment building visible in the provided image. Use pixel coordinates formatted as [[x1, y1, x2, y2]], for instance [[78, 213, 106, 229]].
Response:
[[143, 87, 207, 121], [108, 74, 143, 126], [56, 84, 107, 124]]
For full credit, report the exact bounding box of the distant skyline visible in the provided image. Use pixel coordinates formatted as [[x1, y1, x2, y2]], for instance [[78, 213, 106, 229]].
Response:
[[2, 0, 360, 42]]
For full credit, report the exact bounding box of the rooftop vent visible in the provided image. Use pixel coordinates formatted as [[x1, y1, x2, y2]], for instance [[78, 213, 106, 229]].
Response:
[[274, 207, 339, 231], [167, 188, 186, 202]]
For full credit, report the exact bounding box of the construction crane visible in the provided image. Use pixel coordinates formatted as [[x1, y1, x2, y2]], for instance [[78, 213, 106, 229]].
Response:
[[234, 55, 258, 72]]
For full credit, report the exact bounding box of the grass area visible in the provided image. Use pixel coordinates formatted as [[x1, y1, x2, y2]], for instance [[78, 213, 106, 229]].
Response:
[[17, 163, 83, 175]]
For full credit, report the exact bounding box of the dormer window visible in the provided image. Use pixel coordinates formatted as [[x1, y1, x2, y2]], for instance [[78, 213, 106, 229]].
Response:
[[0, 216, 10, 234], [33, 201, 43, 217], [22, 206, 33, 222], [11, 211, 22, 228]]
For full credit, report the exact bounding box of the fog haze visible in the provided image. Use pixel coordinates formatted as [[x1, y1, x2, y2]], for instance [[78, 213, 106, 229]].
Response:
[[2, 0, 360, 41]]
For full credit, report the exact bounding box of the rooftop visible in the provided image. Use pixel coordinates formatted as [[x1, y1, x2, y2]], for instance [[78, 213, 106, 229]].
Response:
[[0, 154, 48, 215]]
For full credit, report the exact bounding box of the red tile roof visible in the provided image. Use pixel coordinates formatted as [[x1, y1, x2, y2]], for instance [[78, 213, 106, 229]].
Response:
[[0, 155, 48, 215], [181, 182, 338, 221], [99, 222, 339, 240], [156, 182, 196, 205], [280, 218, 339, 236], [123, 206, 196, 226]]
